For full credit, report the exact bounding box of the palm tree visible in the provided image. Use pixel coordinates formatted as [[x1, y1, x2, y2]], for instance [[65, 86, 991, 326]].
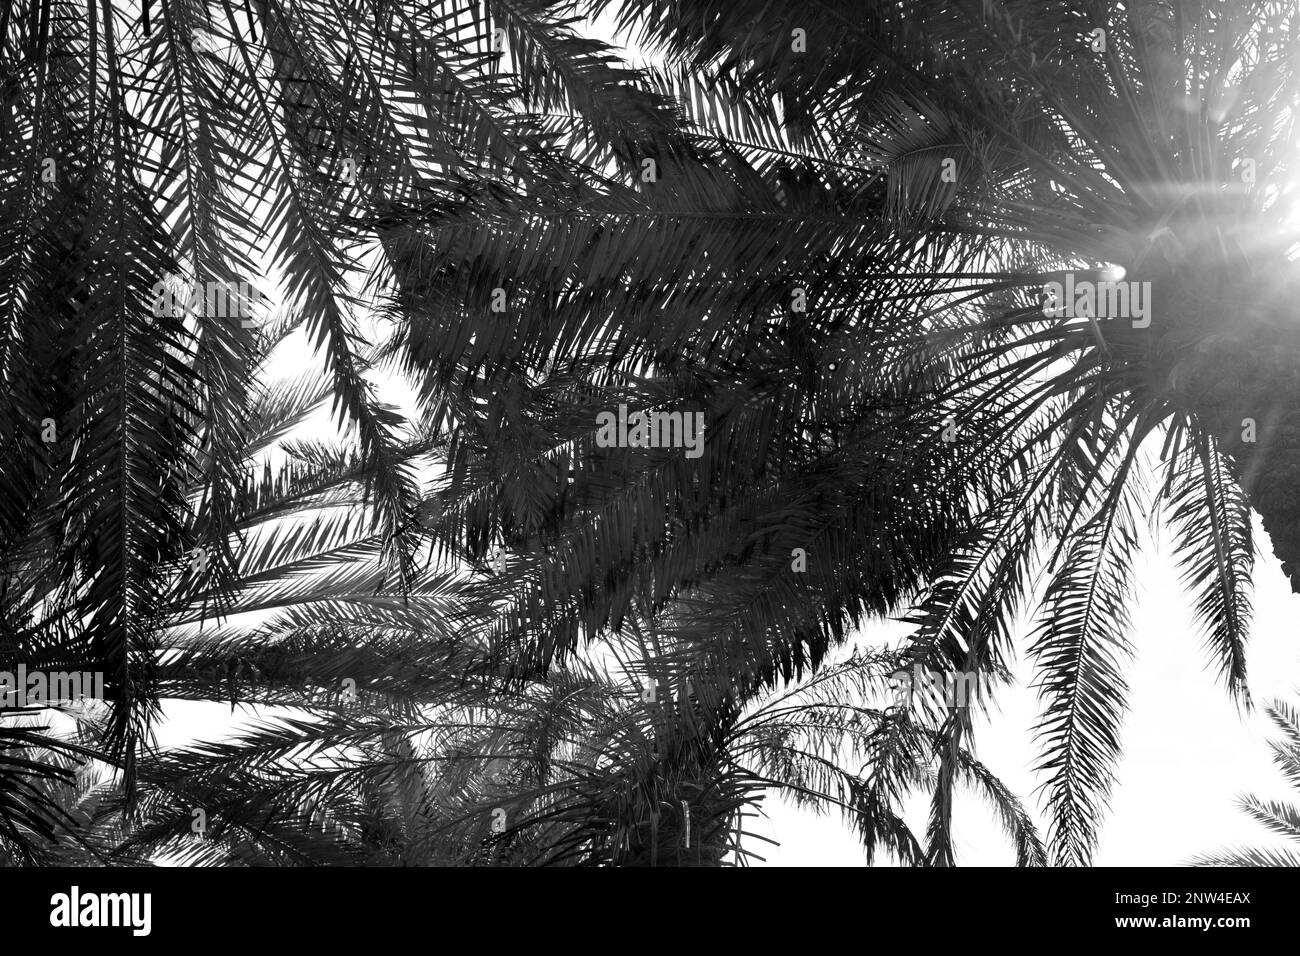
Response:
[[0, 299, 460, 861], [0, 270, 1007, 866], [0, 710, 127, 866], [16, 0, 1254, 868], [114, 645, 1042, 866], [399, 0, 1300, 864], [0, 0, 695, 856], [359, 0, 1042, 863], [1193, 698, 1300, 866], [116, 307, 1025, 866]]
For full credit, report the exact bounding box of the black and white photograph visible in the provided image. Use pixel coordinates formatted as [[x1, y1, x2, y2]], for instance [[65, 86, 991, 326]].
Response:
[[0, 0, 1292, 938]]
